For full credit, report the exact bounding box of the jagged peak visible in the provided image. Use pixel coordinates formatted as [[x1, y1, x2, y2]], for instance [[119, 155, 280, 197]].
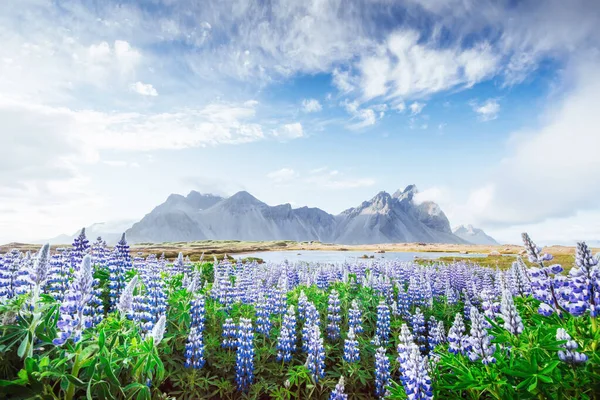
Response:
[[392, 184, 419, 200], [224, 190, 265, 206]]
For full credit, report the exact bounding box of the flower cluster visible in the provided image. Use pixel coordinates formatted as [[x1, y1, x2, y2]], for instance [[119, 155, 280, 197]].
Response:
[[327, 289, 341, 340], [500, 290, 524, 335], [108, 234, 133, 310], [411, 307, 427, 351], [302, 302, 320, 352], [348, 299, 363, 334], [306, 323, 325, 382], [329, 376, 348, 400], [222, 318, 237, 349], [467, 307, 496, 364], [374, 299, 390, 345], [255, 295, 272, 336], [556, 328, 587, 364], [448, 313, 467, 355], [403, 343, 433, 400], [185, 294, 206, 369], [343, 327, 360, 363], [276, 305, 297, 362], [235, 318, 255, 392], [567, 242, 599, 317], [71, 228, 90, 271], [374, 346, 390, 398], [53, 255, 95, 346]]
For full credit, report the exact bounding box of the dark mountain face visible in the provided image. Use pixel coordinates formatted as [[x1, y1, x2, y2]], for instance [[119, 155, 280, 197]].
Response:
[[125, 186, 468, 244]]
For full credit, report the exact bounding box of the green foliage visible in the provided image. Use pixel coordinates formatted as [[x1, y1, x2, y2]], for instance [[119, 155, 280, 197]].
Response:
[[0, 262, 598, 399]]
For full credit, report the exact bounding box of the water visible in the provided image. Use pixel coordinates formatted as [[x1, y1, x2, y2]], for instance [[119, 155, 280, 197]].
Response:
[[237, 250, 487, 264]]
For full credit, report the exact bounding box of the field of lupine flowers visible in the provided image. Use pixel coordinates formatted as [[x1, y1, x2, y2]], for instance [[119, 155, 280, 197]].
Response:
[[0, 230, 599, 399]]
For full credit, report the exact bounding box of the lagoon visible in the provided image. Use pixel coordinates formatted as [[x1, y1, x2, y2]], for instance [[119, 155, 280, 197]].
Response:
[[237, 250, 487, 263]]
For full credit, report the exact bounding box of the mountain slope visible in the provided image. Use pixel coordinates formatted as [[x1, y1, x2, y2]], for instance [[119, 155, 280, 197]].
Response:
[[453, 225, 499, 245], [335, 188, 465, 244]]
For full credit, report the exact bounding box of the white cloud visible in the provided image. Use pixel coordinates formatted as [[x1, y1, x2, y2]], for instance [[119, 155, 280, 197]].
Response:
[[409, 101, 426, 115], [305, 167, 375, 190], [267, 168, 298, 183], [130, 81, 158, 96], [271, 123, 304, 140], [471, 99, 500, 121], [465, 59, 600, 227], [356, 30, 499, 101], [301, 98, 322, 113], [413, 186, 446, 205], [342, 100, 378, 129], [332, 68, 356, 93]]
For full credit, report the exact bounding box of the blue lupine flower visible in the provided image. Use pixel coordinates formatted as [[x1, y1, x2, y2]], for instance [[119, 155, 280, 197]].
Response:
[[374, 299, 390, 345], [411, 307, 427, 352], [398, 287, 411, 318], [374, 346, 390, 398], [298, 291, 308, 322], [117, 276, 139, 318], [467, 307, 496, 364], [500, 290, 524, 335], [256, 295, 272, 336], [403, 343, 434, 400], [185, 294, 206, 369], [463, 290, 473, 320], [108, 233, 133, 310], [0, 250, 25, 301], [302, 302, 320, 352], [276, 305, 297, 362], [348, 299, 363, 334], [509, 258, 532, 296], [132, 293, 154, 334], [29, 243, 50, 290], [90, 237, 109, 268], [235, 318, 255, 392], [47, 248, 71, 301], [173, 252, 186, 275], [71, 228, 90, 271], [329, 376, 348, 400], [151, 314, 166, 345], [397, 323, 415, 370], [445, 282, 458, 305], [427, 316, 445, 351], [327, 289, 341, 340], [222, 317, 237, 349], [448, 313, 467, 355], [567, 242, 599, 317], [53, 255, 95, 346], [556, 328, 587, 364], [306, 323, 325, 382], [522, 233, 565, 316], [343, 327, 360, 363]]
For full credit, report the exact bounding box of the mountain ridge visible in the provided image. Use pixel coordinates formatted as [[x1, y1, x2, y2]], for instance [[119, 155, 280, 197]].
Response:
[[125, 185, 468, 245]]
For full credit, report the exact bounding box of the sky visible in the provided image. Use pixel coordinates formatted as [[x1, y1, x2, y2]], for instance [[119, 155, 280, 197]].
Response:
[[1, 0, 600, 245]]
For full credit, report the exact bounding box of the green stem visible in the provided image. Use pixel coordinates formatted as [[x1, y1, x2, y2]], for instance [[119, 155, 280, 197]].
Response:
[[66, 350, 82, 400], [591, 316, 597, 335]]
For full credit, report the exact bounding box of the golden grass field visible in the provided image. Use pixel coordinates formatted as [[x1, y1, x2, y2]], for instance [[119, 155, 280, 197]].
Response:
[[1, 239, 595, 268]]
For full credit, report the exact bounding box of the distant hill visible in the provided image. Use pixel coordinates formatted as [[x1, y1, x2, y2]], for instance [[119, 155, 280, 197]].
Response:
[[43, 220, 137, 245], [125, 186, 468, 245], [453, 224, 499, 245]]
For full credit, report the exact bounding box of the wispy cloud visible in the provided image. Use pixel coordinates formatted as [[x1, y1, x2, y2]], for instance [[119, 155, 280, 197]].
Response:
[[470, 99, 500, 121], [301, 98, 322, 113], [130, 82, 158, 96]]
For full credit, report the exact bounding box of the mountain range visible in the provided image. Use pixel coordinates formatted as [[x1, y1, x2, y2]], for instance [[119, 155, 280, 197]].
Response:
[[125, 185, 477, 244], [43, 186, 498, 245]]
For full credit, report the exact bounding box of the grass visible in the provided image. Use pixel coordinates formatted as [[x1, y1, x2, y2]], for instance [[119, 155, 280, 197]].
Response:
[[421, 253, 578, 270]]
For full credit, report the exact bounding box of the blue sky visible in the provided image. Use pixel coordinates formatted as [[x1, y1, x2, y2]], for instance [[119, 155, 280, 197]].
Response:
[[1, 0, 600, 244]]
